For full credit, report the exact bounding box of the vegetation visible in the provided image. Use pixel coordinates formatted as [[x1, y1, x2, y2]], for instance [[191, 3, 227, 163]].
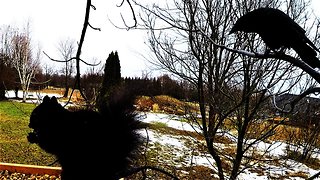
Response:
[[1, 93, 320, 179], [57, 38, 76, 98], [0, 24, 41, 102], [0, 101, 57, 166], [1, 0, 320, 179], [135, 95, 199, 115], [97, 51, 122, 112], [134, 0, 320, 179]]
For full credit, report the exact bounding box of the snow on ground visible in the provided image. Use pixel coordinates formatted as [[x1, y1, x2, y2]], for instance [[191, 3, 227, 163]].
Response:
[[140, 112, 202, 132], [139, 112, 320, 179], [5, 90, 63, 104], [4, 90, 78, 107], [143, 130, 185, 148], [4, 90, 320, 179]]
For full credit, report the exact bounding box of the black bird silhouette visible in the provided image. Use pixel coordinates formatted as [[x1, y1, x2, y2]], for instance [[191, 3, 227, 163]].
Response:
[[230, 7, 320, 68]]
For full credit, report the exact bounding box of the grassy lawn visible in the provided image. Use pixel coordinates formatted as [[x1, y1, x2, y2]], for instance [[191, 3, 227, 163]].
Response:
[[1, 95, 318, 179], [0, 101, 58, 166]]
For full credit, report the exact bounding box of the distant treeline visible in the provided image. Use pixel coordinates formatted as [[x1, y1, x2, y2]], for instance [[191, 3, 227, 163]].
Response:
[[81, 74, 198, 102], [30, 72, 197, 102], [122, 75, 198, 101]]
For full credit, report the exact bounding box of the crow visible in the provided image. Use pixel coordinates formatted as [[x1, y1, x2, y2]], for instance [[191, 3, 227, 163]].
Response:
[[229, 7, 320, 68]]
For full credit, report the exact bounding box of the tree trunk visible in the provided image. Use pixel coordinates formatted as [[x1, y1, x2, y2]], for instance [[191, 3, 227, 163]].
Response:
[[0, 85, 6, 100], [22, 89, 27, 102]]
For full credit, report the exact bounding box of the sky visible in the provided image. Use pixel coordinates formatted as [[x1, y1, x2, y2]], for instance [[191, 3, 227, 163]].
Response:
[[0, 0, 152, 77], [0, 0, 319, 78]]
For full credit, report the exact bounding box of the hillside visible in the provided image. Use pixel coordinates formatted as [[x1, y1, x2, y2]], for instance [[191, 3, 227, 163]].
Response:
[[3, 90, 320, 179]]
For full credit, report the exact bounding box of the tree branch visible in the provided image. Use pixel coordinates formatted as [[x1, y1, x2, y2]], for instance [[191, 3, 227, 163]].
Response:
[[88, 23, 101, 31], [43, 51, 75, 63], [114, 0, 137, 29], [43, 51, 100, 66], [204, 36, 320, 84], [73, 0, 93, 102]]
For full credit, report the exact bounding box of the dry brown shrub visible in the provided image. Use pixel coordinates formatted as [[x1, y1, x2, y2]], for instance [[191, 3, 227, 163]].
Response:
[[135, 95, 198, 115], [135, 96, 154, 111], [286, 171, 308, 179]]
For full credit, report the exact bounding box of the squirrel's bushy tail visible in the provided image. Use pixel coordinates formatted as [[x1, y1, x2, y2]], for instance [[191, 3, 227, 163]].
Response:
[[100, 88, 143, 178]]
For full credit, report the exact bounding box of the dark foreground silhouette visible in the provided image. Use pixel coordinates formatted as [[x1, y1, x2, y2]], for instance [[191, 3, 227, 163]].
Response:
[[28, 94, 142, 180], [230, 7, 320, 68]]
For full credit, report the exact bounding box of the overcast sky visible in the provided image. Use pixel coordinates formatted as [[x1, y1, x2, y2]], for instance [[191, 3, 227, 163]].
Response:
[[0, 0, 151, 77], [0, 1, 319, 77]]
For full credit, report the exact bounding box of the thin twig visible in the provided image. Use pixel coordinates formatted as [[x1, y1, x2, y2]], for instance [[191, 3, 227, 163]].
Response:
[[43, 51, 75, 63], [116, 0, 137, 29], [88, 23, 101, 31], [79, 58, 101, 66], [44, 51, 100, 66]]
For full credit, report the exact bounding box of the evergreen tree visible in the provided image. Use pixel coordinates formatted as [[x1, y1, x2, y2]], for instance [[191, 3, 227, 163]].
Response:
[[97, 51, 122, 112], [103, 51, 121, 90]]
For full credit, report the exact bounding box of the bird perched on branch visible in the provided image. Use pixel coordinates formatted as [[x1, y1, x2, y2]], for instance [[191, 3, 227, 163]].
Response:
[[229, 7, 320, 68]]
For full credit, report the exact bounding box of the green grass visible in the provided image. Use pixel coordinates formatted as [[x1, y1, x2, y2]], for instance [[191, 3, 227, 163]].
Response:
[[151, 121, 168, 128], [0, 101, 58, 166]]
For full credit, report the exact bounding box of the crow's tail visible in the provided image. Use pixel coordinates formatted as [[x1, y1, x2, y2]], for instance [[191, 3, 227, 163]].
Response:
[[294, 43, 320, 69]]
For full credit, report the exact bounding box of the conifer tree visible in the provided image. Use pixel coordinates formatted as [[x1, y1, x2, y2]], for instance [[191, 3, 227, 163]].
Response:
[[103, 51, 121, 90], [97, 51, 121, 112]]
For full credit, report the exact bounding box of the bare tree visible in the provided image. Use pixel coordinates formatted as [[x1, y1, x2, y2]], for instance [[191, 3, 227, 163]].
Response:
[[285, 98, 320, 161], [133, 0, 319, 179], [43, 64, 54, 88], [82, 58, 103, 102], [57, 38, 76, 97], [1, 24, 41, 102]]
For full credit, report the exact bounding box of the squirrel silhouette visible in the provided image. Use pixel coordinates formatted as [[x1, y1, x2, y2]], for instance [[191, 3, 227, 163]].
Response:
[[28, 91, 142, 180]]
